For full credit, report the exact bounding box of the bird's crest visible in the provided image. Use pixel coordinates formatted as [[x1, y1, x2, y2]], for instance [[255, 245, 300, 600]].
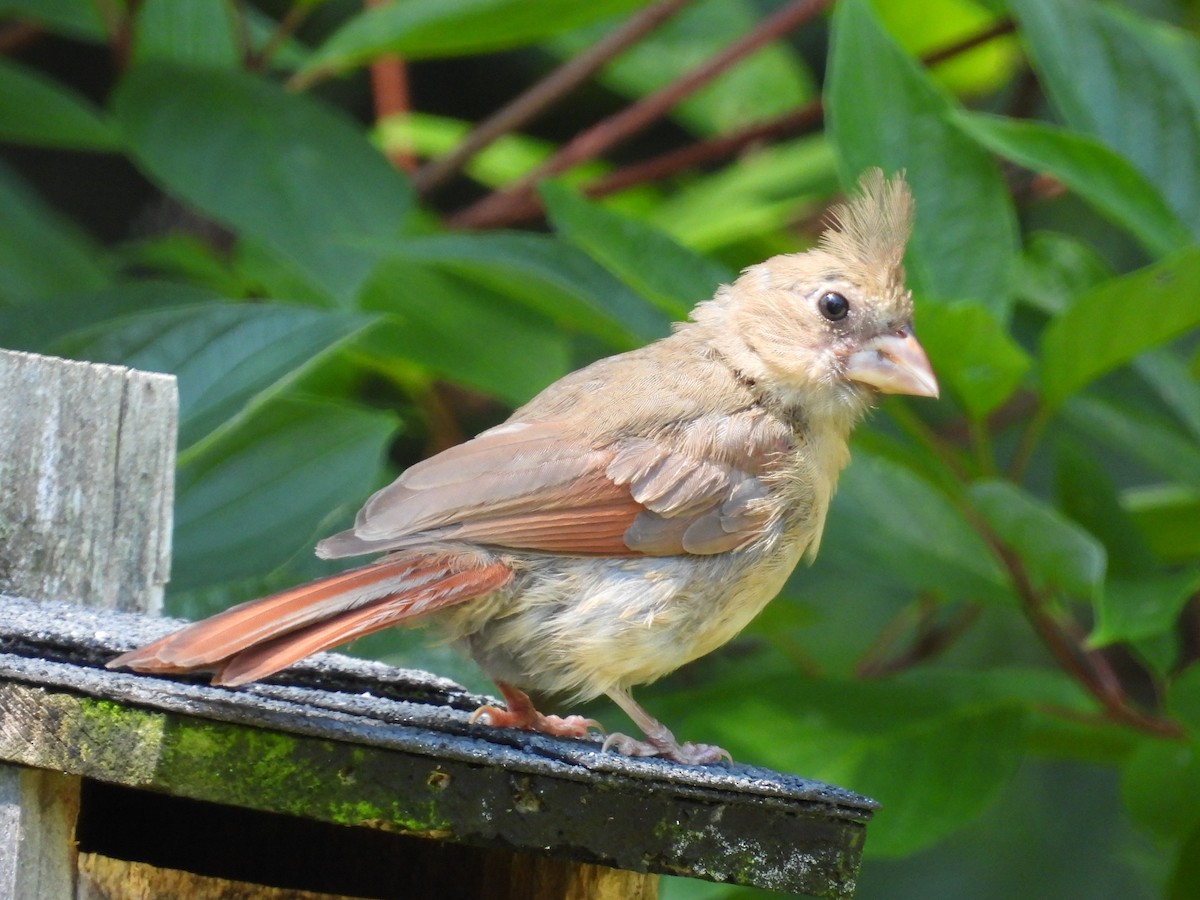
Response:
[[818, 169, 913, 282]]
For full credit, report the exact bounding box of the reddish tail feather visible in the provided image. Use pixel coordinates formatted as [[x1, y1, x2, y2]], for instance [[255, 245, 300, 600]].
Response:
[[108, 552, 512, 687]]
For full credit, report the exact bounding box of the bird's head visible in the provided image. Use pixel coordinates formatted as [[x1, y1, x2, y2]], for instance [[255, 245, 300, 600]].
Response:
[[694, 169, 938, 423]]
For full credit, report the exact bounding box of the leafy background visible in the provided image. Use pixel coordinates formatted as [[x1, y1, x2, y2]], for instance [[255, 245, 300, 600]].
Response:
[[2, 0, 1200, 897]]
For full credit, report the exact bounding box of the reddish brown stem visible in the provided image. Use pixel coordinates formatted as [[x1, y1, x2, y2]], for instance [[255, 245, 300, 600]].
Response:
[[984, 533, 1182, 739], [448, 0, 835, 229], [362, 0, 416, 173], [856, 601, 982, 679], [593, 100, 824, 198], [450, 11, 1016, 228], [592, 15, 1015, 200], [414, 0, 694, 195], [922, 16, 1014, 67]]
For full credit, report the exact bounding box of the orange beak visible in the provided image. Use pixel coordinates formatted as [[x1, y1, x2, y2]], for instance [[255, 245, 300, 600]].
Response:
[[845, 328, 939, 398]]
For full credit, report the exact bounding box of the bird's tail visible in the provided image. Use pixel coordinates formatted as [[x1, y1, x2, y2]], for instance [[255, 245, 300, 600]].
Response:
[[107, 552, 512, 687]]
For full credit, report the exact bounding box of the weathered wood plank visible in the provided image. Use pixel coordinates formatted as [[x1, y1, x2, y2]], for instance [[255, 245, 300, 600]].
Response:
[[0, 350, 178, 900], [0, 594, 875, 898], [0, 349, 176, 614], [0, 768, 79, 899]]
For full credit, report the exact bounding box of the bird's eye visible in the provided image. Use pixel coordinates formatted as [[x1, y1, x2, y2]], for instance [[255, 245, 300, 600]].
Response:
[[818, 292, 850, 322]]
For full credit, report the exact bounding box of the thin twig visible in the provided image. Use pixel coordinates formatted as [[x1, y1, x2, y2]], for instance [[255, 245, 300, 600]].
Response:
[[854, 598, 924, 678], [371, 55, 417, 173], [361, 0, 417, 173], [448, 0, 835, 229], [922, 16, 1014, 68], [967, 416, 997, 477], [414, 0, 694, 195], [857, 601, 983, 679], [1007, 403, 1050, 480], [593, 99, 824, 198], [230, 0, 255, 67], [451, 11, 1016, 228], [591, 15, 1016, 200], [249, 3, 311, 73], [981, 526, 1183, 739]]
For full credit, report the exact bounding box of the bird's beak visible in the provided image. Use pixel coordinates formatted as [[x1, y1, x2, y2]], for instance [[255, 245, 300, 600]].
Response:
[[845, 329, 939, 398]]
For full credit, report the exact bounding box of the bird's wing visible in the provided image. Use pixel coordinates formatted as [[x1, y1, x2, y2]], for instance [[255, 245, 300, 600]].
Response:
[[317, 411, 792, 559]]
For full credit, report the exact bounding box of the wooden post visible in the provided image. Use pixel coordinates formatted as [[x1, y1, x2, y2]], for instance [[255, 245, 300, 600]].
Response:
[[0, 349, 177, 899]]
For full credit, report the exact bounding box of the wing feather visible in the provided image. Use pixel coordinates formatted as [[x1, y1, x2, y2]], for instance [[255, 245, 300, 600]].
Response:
[[316, 409, 793, 560]]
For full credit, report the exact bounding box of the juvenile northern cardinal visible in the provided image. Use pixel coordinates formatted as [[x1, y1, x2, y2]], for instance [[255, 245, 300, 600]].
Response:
[[110, 170, 937, 764]]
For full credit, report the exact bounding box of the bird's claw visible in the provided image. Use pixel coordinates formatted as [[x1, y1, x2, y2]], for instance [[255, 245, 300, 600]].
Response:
[[601, 731, 733, 765], [470, 704, 604, 739]]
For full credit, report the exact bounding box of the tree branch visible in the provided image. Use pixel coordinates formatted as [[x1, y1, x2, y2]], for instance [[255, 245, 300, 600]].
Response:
[[447, 0, 835, 229], [449, 12, 1017, 229], [855, 595, 983, 679], [414, 0, 694, 195], [983, 529, 1183, 739]]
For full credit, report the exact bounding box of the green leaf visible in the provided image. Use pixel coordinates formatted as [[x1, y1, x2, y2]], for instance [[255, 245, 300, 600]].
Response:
[[953, 112, 1191, 258], [1009, 0, 1200, 240], [130, 0, 240, 68], [1169, 820, 1200, 900], [13, 281, 217, 352], [827, 0, 1018, 318], [648, 136, 838, 253], [1016, 231, 1113, 316], [1040, 248, 1200, 408], [813, 451, 1012, 604], [50, 302, 374, 453], [0, 162, 110, 305], [1054, 439, 1156, 579], [1089, 570, 1200, 647], [0, 0, 105, 41], [113, 64, 415, 303], [359, 258, 571, 406], [540, 181, 731, 318], [915, 299, 1030, 419], [172, 397, 398, 592], [1122, 736, 1200, 841], [851, 705, 1025, 857], [118, 233, 250, 298], [969, 479, 1107, 600], [302, 0, 648, 79], [1134, 350, 1200, 444], [549, 0, 816, 136], [1063, 395, 1200, 491], [391, 232, 671, 346], [1125, 486, 1200, 565], [0, 59, 119, 150], [1170, 667, 1200, 736]]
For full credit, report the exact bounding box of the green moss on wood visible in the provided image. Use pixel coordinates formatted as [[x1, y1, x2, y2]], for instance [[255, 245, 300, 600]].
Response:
[[154, 717, 455, 836]]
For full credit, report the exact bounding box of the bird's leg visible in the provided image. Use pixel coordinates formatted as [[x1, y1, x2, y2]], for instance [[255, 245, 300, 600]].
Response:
[[602, 687, 732, 765], [470, 681, 602, 740]]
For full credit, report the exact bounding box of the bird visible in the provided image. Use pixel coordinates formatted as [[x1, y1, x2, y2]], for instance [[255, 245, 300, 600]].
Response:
[[109, 169, 938, 765]]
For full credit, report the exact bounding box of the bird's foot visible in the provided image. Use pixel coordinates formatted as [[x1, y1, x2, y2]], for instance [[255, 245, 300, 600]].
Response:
[[601, 731, 733, 765], [470, 683, 603, 740], [470, 704, 602, 739]]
